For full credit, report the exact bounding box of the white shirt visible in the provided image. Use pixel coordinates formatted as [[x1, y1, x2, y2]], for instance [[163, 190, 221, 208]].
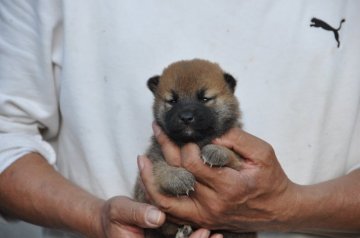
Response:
[[0, 1, 359, 237]]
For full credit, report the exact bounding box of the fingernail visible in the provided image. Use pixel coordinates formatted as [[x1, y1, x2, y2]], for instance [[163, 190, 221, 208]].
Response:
[[212, 138, 221, 144], [146, 207, 162, 226], [152, 122, 161, 136], [137, 155, 144, 171], [200, 229, 211, 238]]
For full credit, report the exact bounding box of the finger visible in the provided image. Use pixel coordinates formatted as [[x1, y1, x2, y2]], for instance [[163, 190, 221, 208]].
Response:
[[186, 228, 225, 238], [180, 143, 238, 187], [211, 234, 224, 238], [108, 196, 166, 229], [189, 228, 211, 238], [107, 224, 144, 238], [152, 122, 182, 166], [138, 155, 195, 218], [213, 128, 274, 164]]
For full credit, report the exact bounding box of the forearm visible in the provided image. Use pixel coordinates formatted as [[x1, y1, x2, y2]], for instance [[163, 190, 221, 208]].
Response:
[[0, 153, 104, 237], [290, 169, 360, 237]]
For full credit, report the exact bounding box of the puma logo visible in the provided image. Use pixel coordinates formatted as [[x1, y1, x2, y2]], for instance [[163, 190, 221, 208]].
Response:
[[310, 18, 346, 48]]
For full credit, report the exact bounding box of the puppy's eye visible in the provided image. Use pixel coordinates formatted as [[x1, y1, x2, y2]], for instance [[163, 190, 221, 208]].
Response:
[[166, 98, 178, 105], [166, 90, 179, 105], [197, 89, 215, 103], [198, 96, 214, 103], [199, 97, 211, 103]]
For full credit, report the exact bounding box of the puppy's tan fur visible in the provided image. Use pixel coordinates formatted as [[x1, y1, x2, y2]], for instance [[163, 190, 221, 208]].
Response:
[[135, 59, 256, 238]]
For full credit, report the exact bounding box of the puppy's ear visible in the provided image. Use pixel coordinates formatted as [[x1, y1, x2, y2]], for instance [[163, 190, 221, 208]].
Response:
[[147, 75, 160, 94], [223, 73, 236, 93]]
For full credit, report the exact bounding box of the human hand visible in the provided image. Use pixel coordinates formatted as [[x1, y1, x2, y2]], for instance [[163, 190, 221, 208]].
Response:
[[96, 194, 222, 238], [96, 196, 165, 238], [139, 126, 299, 233], [189, 229, 223, 238]]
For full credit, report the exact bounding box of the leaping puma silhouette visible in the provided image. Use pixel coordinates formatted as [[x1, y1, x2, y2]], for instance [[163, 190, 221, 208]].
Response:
[[310, 18, 346, 48]]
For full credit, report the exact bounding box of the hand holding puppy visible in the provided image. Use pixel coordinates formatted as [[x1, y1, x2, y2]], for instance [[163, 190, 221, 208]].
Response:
[[139, 125, 296, 233], [140, 125, 360, 236]]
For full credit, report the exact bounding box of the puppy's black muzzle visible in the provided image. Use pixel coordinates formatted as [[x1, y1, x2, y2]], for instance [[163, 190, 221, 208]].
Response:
[[164, 102, 216, 145], [179, 110, 195, 125]]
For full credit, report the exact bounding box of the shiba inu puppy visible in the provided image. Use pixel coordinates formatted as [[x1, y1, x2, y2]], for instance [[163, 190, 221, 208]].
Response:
[[135, 59, 256, 238]]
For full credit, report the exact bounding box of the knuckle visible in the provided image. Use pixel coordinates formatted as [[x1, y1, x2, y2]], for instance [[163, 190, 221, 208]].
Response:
[[156, 131, 172, 148], [105, 197, 119, 218], [159, 204, 171, 212], [103, 196, 127, 223], [249, 139, 275, 162], [131, 205, 144, 224], [158, 133, 168, 145], [182, 155, 197, 170], [156, 197, 172, 211], [264, 141, 274, 152], [162, 146, 181, 167], [261, 142, 275, 159]]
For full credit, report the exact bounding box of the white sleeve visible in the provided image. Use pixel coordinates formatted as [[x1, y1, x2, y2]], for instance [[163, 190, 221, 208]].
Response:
[[0, 1, 62, 172], [0, 133, 56, 173]]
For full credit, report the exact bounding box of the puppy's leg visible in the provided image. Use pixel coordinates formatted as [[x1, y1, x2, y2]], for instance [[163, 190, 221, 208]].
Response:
[[201, 144, 242, 170], [152, 160, 195, 237], [153, 160, 195, 196], [138, 158, 195, 237]]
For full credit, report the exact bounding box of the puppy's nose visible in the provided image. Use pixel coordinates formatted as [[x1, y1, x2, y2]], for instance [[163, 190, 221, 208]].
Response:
[[179, 111, 194, 124]]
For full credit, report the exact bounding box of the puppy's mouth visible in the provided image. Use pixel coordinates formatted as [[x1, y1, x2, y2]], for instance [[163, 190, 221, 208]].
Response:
[[184, 127, 194, 136], [166, 121, 215, 145], [165, 124, 216, 145], [177, 125, 199, 140]]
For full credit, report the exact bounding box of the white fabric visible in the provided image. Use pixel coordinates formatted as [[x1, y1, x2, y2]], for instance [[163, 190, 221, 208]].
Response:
[[0, 133, 56, 173], [0, 0, 359, 237]]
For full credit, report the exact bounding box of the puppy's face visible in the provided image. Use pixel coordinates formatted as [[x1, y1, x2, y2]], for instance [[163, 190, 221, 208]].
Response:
[[148, 59, 240, 145]]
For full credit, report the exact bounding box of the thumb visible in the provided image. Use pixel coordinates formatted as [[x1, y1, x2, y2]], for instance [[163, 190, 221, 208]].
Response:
[[108, 196, 166, 228]]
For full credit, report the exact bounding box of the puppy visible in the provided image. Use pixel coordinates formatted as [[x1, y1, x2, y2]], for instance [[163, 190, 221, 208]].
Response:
[[135, 59, 256, 238]]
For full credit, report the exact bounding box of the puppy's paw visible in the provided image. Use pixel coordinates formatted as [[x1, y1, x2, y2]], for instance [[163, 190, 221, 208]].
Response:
[[175, 225, 193, 238], [201, 144, 230, 167], [159, 167, 195, 196]]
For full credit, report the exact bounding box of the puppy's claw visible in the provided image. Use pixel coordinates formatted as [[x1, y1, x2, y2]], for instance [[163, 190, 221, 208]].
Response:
[[201, 155, 216, 168], [176, 225, 193, 238], [201, 155, 207, 164], [186, 187, 195, 196]]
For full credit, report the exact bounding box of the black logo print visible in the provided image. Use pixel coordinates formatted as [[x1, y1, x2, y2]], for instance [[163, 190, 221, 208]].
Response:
[[310, 18, 346, 48]]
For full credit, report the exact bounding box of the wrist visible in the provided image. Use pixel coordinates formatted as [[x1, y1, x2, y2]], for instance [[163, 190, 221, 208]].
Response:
[[83, 198, 106, 238], [288, 183, 333, 233], [273, 181, 334, 233], [270, 181, 304, 232]]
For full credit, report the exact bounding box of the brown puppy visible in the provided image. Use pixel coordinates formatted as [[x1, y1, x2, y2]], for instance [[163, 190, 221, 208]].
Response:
[[135, 59, 256, 238]]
